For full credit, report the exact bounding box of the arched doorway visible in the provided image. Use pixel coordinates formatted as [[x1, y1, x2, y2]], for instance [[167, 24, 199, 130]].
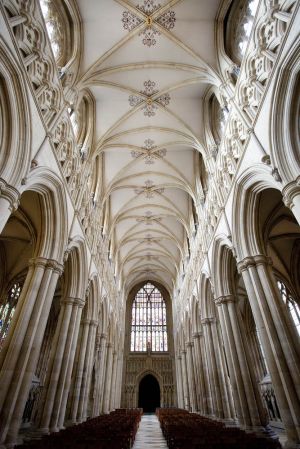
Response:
[[138, 374, 160, 412]]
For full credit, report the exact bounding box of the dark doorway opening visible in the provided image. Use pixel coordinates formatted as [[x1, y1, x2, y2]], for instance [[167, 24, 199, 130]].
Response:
[[138, 374, 160, 412]]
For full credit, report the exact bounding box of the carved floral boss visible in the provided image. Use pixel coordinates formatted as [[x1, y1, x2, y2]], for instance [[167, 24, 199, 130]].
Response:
[[129, 80, 170, 117], [131, 139, 167, 164], [122, 0, 176, 47]]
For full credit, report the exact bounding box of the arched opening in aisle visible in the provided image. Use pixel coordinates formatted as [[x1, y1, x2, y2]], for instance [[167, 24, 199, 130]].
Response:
[[138, 374, 160, 413]]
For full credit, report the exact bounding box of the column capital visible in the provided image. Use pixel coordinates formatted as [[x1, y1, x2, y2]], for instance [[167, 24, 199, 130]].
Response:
[[29, 257, 63, 274], [192, 332, 201, 339], [0, 178, 21, 212], [201, 317, 215, 326], [282, 178, 300, 210], [181, 349, 187, 355], [82, 318, 91, 325], [62, 296, 85, 308], [90, 319, 98, 327], [100, 333, 107, 340], [237, 254, 272, 272], [214, 294, 236, 306], [186, 341, 194, 348], [106, 342, 112, 349]]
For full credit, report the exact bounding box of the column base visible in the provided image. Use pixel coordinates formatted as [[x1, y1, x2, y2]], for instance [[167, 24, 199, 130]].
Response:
[[243, 425, 280, 441], [284, 443, 300, 449], [37, 427, 50, 435], [222, 418, 239, 427]]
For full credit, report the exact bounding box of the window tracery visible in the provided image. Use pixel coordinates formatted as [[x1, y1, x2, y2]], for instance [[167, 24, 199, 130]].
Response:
[[225, 0, 259, 66], [277, 279, 300, 335], [130, 282, 168, 352], [0, 281, 22, 349]]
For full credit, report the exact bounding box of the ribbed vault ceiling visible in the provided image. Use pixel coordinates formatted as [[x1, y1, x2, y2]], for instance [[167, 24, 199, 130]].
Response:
[[76, 0, 222, 293]]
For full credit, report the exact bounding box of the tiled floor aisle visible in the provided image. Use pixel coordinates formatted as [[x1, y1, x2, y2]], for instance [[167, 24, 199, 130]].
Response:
[[132, 414, 168, 449]]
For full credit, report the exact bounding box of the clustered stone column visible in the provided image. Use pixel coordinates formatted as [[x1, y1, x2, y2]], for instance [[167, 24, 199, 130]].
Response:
[[215, 295, 267, 429], [102, 343, 113, 414], [0, 257, 63, 447], [180, 349, 190, 410], [75, 319, 98, 423], [177, 316, 234, 421], [192, 332, 206, 413], [201, 318, 228, 419], [92, 333, 107, 415], [186, 342, 197, 411], [176, 354, 184, 408], [37, 296, 85, 434], [238, 255, 300, 446]]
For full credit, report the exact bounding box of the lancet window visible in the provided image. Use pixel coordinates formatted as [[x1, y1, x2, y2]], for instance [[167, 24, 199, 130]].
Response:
[[277, 279, 300, 335], [225, 0, 259, 66], [39, 0, 65, 62], [130, 282, 168, 352], [0, 281, 22, 349]]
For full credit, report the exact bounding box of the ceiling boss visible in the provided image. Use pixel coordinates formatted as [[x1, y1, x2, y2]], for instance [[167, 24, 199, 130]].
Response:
[[122, 0, 176, 47]]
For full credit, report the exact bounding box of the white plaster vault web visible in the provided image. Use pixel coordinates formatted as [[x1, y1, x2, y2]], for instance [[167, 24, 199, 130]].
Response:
[[77, 0, 221, 293]]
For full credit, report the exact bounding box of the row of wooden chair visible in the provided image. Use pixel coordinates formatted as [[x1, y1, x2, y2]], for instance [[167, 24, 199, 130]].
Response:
[[16, 409, 143, 449], [156, 408, 281, 449]]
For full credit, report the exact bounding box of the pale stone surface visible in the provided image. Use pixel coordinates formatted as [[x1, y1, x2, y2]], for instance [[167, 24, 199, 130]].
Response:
[[132, 414, 168, 449]]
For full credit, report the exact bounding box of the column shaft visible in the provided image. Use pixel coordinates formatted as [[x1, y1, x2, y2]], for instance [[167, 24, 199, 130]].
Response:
[[0, 259, 62, 445], [102, 344, 113, 413], [69, 320, 90, 423], [181, 350, 190, 410], [57, 305, 84, 429], [240, 257, 300, 445], [186, 343, 197, 411]]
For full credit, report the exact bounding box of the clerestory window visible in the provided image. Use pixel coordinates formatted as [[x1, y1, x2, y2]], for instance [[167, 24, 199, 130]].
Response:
[[39, 0, 64, 61], [130, 282, 168, 352], [277, 279, 300, 336], [225, 0, 259, 66]]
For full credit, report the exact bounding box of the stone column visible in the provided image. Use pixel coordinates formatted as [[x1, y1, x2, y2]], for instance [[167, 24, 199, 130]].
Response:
[[102, 343, 113, 414], [201, 318, 222, 417], [198, 330, 211, 415], [114, 353, 123, 410], [215, 298, 242, 423], [217, 295, 267, 428], [210, 318, 232, 420], [57, 302, 84, 429], [176, 355, 184, 408], [282, 179, 300, 226], [92, 333, 107, 416], [239, 255, 300, 446], [227, 296, 267, 428], [181, 349, 190, 410], [186, 342, 197, 411], [109, 351, 118, 411], [0, 179, 20, 234], [69, 319, 91, 424], [0, 257, 62, 447], [37, 296, 85, 434], [81, 320, 97, 421], [216, 322, 235, 420], [192, 333, 206, 413]]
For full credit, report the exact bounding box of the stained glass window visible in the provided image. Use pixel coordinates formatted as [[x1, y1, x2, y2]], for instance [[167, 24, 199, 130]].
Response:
[[130, 282, 168, 352], [277, 280, 300, 336], [0, 282, 22, 349]]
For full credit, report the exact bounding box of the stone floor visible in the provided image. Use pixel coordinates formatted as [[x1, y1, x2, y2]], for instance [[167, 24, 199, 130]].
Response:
[[132, 413, 168, 449]]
